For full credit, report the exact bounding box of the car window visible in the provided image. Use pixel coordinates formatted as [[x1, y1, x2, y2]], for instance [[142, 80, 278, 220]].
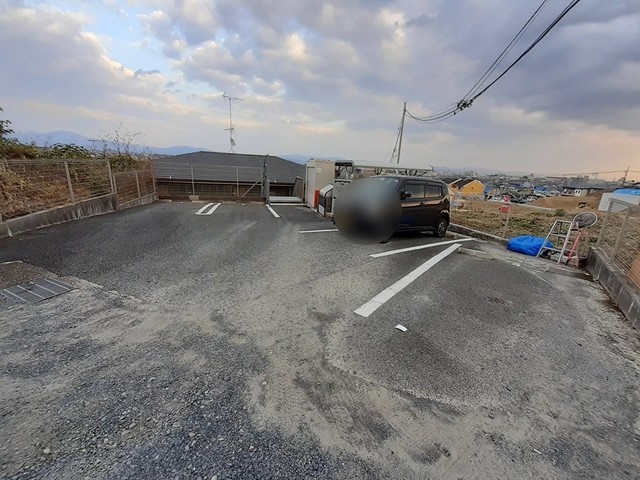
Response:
[[403, 183, 425, 199], [426, 185, 442, 199], [372, 177, 399, 186]]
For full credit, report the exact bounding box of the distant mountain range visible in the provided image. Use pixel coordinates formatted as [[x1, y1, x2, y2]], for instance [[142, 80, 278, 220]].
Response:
[[13, 130, 205, 156], [13, 130, 527, 174]]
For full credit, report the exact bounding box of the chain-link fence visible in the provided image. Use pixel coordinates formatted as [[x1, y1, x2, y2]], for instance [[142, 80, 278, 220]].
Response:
[[597, 198, 640, 288], [452, 199, 572, 237], [0, 159, 112, 221], [0, 159, 156, 222], [451, 199, 601, 253], [112, 169, 155, 204], [154, 161, 264, 200]]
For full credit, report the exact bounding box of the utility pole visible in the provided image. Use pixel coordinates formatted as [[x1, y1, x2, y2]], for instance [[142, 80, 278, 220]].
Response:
[[397, 102, 406, 164], [223, 92, 244, 153], [622, 166, 630, 186], [390, 102, 407, 164]]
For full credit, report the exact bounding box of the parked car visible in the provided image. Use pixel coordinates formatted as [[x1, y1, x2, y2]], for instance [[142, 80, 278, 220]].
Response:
[[372, 175, 450, 238]]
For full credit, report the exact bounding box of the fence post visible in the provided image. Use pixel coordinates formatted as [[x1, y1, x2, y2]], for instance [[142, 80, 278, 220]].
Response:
[[611, 207, 631, 261], [502, 203, 512, 238], [596, 199, 614, 248], [191, 164, 195, 196], [236, 167, 239, 197], [105, 160, 115, 193], [63, 161, 75, 203], [135, 171, 141, 198], [113, 174, 118, 198]]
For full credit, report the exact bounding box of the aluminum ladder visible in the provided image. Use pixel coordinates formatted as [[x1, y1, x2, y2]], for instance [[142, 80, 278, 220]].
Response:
[[537, 219, 580, 263]]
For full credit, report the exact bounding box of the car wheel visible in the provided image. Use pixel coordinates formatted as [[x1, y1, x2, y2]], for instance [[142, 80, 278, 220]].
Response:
[[434, 217, 449, 238]]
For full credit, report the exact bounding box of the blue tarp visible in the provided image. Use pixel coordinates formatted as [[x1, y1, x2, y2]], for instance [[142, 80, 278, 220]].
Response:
[[613, 189, 640, 196], [507, 235, 552, 256]]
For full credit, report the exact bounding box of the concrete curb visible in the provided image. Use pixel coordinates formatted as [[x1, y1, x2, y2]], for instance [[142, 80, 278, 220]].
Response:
[[588, 247, 639, 330], [449, 223, 508, 245], [457, 247, 493, 260]]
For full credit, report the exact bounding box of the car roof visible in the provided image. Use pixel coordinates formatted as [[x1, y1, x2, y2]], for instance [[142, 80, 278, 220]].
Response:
[[370, 175, 447, 185]]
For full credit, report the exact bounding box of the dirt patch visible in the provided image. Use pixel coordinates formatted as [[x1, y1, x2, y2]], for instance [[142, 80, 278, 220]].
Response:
[[531, 192, 603, 210], [0, 261, 59, 289]]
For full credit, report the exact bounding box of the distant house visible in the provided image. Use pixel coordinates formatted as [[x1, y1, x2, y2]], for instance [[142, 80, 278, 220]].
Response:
[[153, 151, 305, 201], [562, 183, 607, 197], [447, 178, 485, 197], [534, 185, 562, 196], [441, 177, 462, 186]]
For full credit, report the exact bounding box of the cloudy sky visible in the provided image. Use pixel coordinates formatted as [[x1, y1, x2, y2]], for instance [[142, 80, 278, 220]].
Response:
[[1, 0, 639, 175]]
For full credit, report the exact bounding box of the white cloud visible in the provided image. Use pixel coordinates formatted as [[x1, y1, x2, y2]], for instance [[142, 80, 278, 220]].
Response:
[[1, 0, 639, 173]]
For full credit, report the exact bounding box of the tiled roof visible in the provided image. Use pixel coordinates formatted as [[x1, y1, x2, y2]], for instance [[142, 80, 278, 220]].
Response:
[[153, 151, 305, 184], [441, 177, 462, 185]]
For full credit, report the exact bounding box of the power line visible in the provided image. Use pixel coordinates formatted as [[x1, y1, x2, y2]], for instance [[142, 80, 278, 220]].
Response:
[[406, 0, 582, 124], [463, 0, 549, 101], [557, 169, 640, 176], [469, 0, 582, 103]]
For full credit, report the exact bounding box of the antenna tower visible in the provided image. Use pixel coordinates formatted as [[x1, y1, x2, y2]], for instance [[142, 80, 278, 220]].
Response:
[[223, 92, 244, 153]]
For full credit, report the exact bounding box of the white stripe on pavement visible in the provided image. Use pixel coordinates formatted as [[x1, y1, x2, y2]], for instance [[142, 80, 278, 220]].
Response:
[[266, 205, 280, 218], [194, 203, 214, 215], [204, 203, 220, 215], [370, 238, 473, 258], [354, 243, 461, 318], [195, 203, 220, 216], [299, 228, 339, 234]]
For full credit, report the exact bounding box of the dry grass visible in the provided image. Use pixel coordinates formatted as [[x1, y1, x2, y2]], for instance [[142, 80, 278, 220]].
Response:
[[530, 192, 603, 210], [0, 160, 111, 220], [452, 199, 602, 250]]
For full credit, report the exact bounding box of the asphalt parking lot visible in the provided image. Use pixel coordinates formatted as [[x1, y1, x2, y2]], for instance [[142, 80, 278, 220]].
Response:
[[1, 201, 639, 479]]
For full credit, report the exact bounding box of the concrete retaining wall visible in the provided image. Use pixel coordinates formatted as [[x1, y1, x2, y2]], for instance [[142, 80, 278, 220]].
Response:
[[1, 194, 118, 238], [0, 191, 158, 238], [588, 247, 640, 330], [118, 193, 158, 211]]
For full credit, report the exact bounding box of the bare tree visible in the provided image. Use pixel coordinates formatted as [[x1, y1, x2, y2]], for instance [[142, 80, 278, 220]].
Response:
[[0, 107, 14, 140], [96, 123, 146, 170], [97, 123, 144, 156]]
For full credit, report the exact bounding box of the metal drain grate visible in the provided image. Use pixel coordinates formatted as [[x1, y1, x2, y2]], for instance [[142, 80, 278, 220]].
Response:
[[0, 278, 74, 306]]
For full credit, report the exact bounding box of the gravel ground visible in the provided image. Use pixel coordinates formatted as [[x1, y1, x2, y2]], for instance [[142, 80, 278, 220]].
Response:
[[0, 276, 376, 480]]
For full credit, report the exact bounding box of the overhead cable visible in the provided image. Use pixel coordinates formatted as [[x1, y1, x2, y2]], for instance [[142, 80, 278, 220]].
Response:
[[406, 0, 582, 124]]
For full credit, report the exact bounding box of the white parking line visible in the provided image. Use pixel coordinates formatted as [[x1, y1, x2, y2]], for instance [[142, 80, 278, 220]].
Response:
[[266, 205, 280, 218], [370, 238, 474, 258], [299, 228, 339, 234], [194, 203, 214, 215], [354, 243, 461, 318], [194, 203, 220, 216]]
